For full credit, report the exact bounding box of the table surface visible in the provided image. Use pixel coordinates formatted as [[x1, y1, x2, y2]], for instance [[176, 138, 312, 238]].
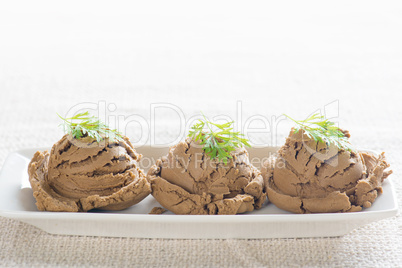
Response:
[[1, 1, 401, 267]]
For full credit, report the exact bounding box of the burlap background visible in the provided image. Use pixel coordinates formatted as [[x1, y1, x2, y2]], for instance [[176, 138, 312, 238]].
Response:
[[0, 88, 400, 267]]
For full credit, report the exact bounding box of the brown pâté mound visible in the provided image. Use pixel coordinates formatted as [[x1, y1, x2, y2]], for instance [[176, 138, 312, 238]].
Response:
[[147, 138, 266, 215], [28, 134, 151, 212], [262, 128, 392, 213]]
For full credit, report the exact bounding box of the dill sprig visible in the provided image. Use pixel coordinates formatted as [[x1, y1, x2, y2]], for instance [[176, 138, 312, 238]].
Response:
[[188, 114, 250, 164], [284, 113, 353, 151], [58, 112, 122, 142]]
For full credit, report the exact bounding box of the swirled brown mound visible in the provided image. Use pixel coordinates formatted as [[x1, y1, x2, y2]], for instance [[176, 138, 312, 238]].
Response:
[[262, 129, 392, 213], [147, 139, 266, 215], [28, 135, 151, 212]]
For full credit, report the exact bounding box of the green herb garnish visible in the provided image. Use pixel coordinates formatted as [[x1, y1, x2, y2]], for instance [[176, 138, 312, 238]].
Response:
[[284, 113, 353, 151], [58, 111, 122, 142], [188, 114, 250, 164]]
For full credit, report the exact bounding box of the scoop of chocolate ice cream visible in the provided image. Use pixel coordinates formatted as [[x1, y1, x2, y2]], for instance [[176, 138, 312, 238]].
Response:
[[28, 134, 151, 212], [262, 129, 392, 213], [147, 138, 266, 215]]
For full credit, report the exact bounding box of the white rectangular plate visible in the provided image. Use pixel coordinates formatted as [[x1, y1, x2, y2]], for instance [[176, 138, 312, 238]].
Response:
[[0, 147, 398, 239]]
